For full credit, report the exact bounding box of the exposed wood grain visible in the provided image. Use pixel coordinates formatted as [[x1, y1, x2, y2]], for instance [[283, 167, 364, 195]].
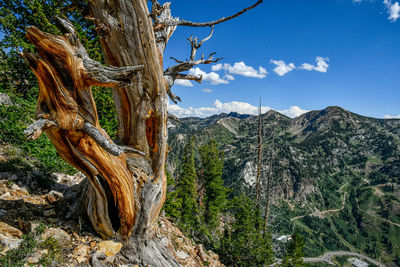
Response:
[[23, 0, 262, 264]]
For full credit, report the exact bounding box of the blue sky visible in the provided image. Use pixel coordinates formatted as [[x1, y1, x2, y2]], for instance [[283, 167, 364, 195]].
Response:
[[164, 0, 400, 118]]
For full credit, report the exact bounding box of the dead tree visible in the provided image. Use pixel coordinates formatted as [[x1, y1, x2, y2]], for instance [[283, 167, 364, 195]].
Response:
[[264, 122, 275, 233], [255, 99, 263, 209], [21, 0, 262, 265]]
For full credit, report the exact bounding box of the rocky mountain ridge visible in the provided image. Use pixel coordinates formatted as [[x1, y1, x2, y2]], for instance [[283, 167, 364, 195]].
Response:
[[167, 106, 400, 265]]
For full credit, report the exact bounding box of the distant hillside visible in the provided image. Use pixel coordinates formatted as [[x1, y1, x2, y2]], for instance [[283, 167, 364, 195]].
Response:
[[167, 106, 400, 265]]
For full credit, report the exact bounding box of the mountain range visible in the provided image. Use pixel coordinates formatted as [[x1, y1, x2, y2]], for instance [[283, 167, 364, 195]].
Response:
[[167, 106, 400, 266]]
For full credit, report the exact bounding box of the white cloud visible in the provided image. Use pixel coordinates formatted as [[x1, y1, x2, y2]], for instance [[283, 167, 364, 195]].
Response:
[[300, 63, 314, 71], [174, 79, 193, 87], [384, 114, 400, 118], [211, 64, 223, 71], [212, 62, 267, 78], [224, 74, 235, 81], [169, 100, 309, 118], [270, 60, 296, 76], [168, 104, 219, 118], [279, 106, 310, 118], [384, 0, 400, 21], [189, 67, 229, 85], [300, 57, 329, 73], [203, 88, 213, 93], [214, 99, 272, 114]]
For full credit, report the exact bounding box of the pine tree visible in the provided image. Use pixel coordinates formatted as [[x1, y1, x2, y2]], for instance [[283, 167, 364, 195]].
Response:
[[163, 170, 182, 219], [219, 194, 274, 266], [199, 139, 227, 230], [282, 231, 305, 267], [176, 136, 200, 230]]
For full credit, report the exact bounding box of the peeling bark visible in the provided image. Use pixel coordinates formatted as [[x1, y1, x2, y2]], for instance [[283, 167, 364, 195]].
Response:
[[22, 0, 262, 265]]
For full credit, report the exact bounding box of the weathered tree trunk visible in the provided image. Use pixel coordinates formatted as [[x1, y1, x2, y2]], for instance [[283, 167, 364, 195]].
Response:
[[264, 123, 275, 233], [255, 99, 263, 209], [21, 0, 262, 265]]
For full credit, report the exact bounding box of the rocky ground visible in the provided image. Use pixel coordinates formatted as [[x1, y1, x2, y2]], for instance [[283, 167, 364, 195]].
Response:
[[0, 171, 223, 266]]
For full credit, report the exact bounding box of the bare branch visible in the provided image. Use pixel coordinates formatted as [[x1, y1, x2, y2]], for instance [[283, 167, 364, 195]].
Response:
[[82, 60, 144, 88], [167, 90, 182, 104], [54, 16, 144, 87], [175, 74, 202, 83], [80, 122, 124, 156], [81, 122, 146, 156], [24, 118, 58, 140], [170, 57, 185, 64], [165, 27, 220, 76], [164, 27, 221, 103], [167, 113, 180, 123], [189, 26, 214, 61], [164, 0, 263, 27]]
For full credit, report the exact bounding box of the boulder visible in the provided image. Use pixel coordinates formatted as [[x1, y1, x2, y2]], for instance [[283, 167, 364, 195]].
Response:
[[96, 240, 123, 257], [40, 227, 71, 246], [0, 93, 12, 106]]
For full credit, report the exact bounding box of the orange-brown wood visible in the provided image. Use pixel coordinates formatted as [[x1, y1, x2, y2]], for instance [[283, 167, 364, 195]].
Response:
[[23, 26, 137, 238]]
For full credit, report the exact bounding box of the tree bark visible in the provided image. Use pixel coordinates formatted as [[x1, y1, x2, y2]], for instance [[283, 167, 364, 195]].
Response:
[[21, 0, 262, 265]]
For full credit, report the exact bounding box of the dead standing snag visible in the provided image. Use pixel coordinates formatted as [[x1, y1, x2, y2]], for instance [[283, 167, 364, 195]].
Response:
[[22, 1, 262, 265]]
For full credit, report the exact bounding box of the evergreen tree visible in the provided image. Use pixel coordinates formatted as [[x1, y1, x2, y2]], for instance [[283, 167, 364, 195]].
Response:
[[282, 231, 305, 267], [199, 139, 227, 230], [219, 194, 274, 266], [176, 136, 200, 230], [163, 170, 182, 219]]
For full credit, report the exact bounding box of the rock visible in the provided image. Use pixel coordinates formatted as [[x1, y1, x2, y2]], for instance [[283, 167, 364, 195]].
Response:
[[176, 250, 189, 260], [0, 233, 22, 254], [96, 240, 123, 257], [0, 222, 22, 238], [0, 93, 12, 105], [43, 208, 56, 217], [0, 172, 18, 181], [54, 172, 85, 186], [26, 255, 40, 264], [47, 218, 58, 223], [30, 222, 41, 233], [196, 245, 208, 261], [19, 186, 29, 195], [40, 227, 71, 246], [0, 209, 6, 216], [0, 192, 11, 199], [10, 183, 21, 191], [46, 190, 63, 203], [17, 218, 31, 233], [73, 244, 90, 263]]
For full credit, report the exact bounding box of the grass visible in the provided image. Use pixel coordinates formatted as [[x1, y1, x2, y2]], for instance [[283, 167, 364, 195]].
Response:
[[0, 222, 63, 266]]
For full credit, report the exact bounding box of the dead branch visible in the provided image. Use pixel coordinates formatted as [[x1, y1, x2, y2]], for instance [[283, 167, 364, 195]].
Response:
[[164, 0, 263, 27], [55, 17, 144, 88], [81, 122, 123, 156], [24, 118, 58, 140], [151, 1, 179, 52], [164, 26, 221, 95]]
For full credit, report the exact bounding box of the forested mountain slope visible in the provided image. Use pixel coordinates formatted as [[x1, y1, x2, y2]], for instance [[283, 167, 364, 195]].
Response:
[[167, 106, 400, 265]]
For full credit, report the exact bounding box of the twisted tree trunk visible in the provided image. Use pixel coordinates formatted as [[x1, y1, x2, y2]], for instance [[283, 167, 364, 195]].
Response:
[[21, 0, 262, 265]]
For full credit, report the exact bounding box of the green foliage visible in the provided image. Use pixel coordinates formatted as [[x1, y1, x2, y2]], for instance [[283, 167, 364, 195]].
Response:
[[163, 169, 182, 219], [38, 237, 62, 265], [219, 194, 274, 266], [0, 222, 58, 266], [0, 232, 37, 267], [176, 136, 200, 231], [282, 232, 305, 267], [0, 100, 75, 174], [199, 139, 227, 230]]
